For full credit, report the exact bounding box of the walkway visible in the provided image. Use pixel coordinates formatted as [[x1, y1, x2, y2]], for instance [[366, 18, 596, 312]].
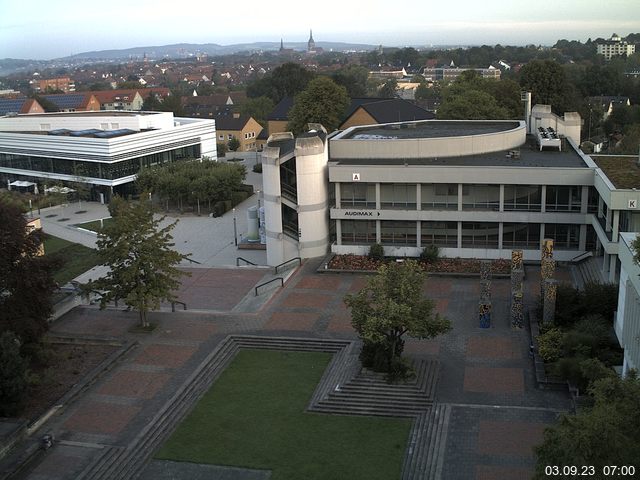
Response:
[[3, 260, 573, 480]]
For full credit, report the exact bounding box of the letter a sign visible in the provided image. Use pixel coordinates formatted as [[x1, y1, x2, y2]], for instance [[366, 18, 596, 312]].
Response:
[[352, 173, 361, 182]]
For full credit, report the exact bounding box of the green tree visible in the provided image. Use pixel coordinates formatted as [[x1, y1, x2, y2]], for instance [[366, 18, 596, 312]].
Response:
[[344, 260, 451, 374], [378, 78, 398, 98], [519, 60, 576, 112], [0, 200, 57, 345], [534, 373, 640, 478], [84, 196, 190, 327], [331, 65, 369, 97], [0, 331, 29, 416], [247, 62, 315, 103], [287, 77, 349, 134], [142, 93, 163, 111], [437, 89, 508, 119], [228, 137, 241, 151], [240, 96, 275, 128]]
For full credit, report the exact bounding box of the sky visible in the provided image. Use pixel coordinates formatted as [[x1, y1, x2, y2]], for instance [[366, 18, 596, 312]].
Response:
[[2, 0, 640, 60]]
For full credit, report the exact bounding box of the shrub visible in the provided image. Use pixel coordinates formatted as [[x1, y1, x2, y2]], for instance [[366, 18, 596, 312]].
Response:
[[216, 142, 227, 157], [554, 283, 618, 328], [420, 245, 440, 263], [537, 327, 564, 362], [253, 163, 263, 173], [230, 191, 249, 206], [368, 243, 385, 261]]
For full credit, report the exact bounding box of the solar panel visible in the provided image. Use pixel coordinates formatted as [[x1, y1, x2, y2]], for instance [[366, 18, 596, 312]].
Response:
[[42, 94, 85, 109], [70, 129, 102, 136], [93, 129, 136, 138], [0, 98, 26, 115], [49, 129, 71, 135]]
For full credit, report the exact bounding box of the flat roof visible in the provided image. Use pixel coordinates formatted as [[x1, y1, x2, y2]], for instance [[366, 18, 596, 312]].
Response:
[[332, 136, 588, 169], [592, 155, 640, 189], [342, 120, 521, 140], [10, 111, 161, 118]]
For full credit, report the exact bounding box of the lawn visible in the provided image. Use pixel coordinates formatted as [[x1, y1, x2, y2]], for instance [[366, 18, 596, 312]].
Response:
[[156, 349, 412, 480], [44, 235, 101, 284], [75, 217, 113, 232]]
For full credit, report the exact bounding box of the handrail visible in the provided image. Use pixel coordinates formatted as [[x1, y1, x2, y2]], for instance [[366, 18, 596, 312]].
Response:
[[171, 301, 187, 312], [569, 251, 593, 263], [184, 256, 202, 265], [274, 257, 301, 274], [236, 257, 257, 266], [255, 277, 283, 296]]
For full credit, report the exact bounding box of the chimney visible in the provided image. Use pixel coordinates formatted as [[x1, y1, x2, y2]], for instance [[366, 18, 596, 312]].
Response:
[[521, 91, 532, 132]]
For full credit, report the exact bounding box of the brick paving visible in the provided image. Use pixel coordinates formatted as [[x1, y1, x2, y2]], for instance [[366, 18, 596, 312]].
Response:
[[12, 261, 577, 480]]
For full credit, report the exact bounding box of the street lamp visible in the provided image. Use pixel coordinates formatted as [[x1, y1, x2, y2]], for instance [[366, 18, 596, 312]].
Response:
[[257, 189, 261, 209], [233, 208, 238, 246]]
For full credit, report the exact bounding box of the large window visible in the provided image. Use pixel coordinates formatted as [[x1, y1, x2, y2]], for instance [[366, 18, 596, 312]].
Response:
[[504, 185, 542, 211], [587, 186, 599, 214], [421, 221, 458, 247], [544, 224, 580, 249], [422, 184, 457, 210], [546, 186, 581, 212], [502, 223, 540, 249], [462, 184, 500, 211], [381, 221, 416, 245], [341, 220, 376, 245], [340, 183, 376, 209], [279, 158, 297, 202], [380, 184, 417, 210], [461, 222, 499, 248], [282, 204, 298, 239]]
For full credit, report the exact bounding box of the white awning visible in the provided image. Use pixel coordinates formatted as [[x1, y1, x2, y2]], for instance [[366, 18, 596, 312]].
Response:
[[9, 180, 36, 187], [44, 186, 76, 194]]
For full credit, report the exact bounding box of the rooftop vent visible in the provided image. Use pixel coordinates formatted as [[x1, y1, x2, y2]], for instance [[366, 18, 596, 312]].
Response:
[[506, 149, 521, 159]]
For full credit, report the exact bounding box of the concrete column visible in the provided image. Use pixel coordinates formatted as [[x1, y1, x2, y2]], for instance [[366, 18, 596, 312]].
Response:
[[613, 210, 620, 239], [376, 220, 381, 244], [416, 184, 422, 211], [581, 185, 589, 214], [579, 224, 587, 251], [603, 252, 609, 276], [457, 221, 462, 249], [335, 183, 341, 209], [540, 185, 547, 213], [458, 184, 463, 211], [375, 183, 381, 210], [539, 224, 545, 249], [416, 221, 422, 248], [499, 184, 504, 212], [598, 196, 603, 218], [498, 222, 504, 250], [606, 207, 612, 232], [336, 219, 342, 245]]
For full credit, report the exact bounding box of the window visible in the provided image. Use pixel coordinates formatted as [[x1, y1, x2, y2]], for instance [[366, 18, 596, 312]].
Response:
[[421, 221, 458, 247], [340, 183, 376, 208], [544, 224, 579, 249], [462, 184, 500, 211], [461, 222, 499, 248], [341, 220, 376, 245], [219, 135, 224, 140], [504, 185, 542, 211], [546, 186, 581, 212], [380, 184, 416, 210], [381, 221, 416, 246], [502, 223, 540, 248], [228, 134, 233, 140], [422, 184, 457, 210]]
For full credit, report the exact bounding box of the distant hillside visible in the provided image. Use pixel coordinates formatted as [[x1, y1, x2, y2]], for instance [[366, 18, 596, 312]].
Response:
[[62, 41, 379, 60]]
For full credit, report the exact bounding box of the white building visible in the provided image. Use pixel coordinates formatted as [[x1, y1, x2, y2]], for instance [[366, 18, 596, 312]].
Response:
[[614, 233, 640, 376], [596, 33, 636, 60], [0, 111, 216, 201]]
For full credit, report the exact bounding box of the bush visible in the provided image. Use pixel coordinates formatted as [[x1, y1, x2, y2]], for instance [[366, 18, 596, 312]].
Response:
[[0, 332, 28, 416], [216, 142, 227, 157], [420, 245, 440, 263], [537, 327, 564, 362], [230, 191, 249, 206], [368, 243, 385, 261], [554, 283, 618, 328], [253, 163, 263, 173]]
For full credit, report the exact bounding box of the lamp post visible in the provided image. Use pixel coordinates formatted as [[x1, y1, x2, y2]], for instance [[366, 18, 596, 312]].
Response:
[[257, 189, 261, 209], [233, 208, 238, 246], [588, 108, 593, 142]]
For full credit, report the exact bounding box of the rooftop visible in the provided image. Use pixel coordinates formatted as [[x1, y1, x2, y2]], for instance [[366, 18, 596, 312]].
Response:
[[592, 155, 640, 189], [11, 111, 160, 118], [332, 136, 588, 169], [341, 120, 520, 140]]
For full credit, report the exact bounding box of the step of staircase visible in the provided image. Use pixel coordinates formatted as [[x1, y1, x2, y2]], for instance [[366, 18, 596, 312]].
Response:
[[402, 403, 451, 480]]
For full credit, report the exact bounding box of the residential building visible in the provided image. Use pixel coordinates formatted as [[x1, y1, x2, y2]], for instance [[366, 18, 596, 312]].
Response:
[[587, 96, 631, 120], [92, 90, 145, 111], [41, 93, 101, 112], [0, 111, 216, 202], [596, 34, 636, 60], [215, 114, 263, 152], [339, 98, 435, 130], [35, 77, 75, 93], [422, 65, 500, 81], [0, 98, 44, 116]]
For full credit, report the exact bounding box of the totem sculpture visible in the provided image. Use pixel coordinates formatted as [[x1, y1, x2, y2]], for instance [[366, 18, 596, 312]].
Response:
[[510, 250, 524, 328], [479, 260, 492, 328], [540, 238, 556, 325], [543, 279, 557, 324]]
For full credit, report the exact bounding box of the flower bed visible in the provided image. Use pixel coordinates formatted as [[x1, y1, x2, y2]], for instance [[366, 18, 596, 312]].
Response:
[[328, 254, 510, 275]]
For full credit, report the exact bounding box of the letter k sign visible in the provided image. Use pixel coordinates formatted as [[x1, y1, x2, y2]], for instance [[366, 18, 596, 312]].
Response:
[[629, 199, 637, 209]]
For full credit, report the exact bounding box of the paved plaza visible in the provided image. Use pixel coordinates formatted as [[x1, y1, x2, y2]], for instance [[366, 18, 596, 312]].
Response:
[[1, 254, 575, 480]]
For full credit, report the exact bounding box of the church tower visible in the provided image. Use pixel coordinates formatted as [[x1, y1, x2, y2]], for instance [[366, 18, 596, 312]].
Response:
[[307, 29, 316, 53]]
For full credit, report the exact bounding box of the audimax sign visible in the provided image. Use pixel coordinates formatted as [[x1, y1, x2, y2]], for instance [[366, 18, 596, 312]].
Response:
[[344, 211, 381, 217]]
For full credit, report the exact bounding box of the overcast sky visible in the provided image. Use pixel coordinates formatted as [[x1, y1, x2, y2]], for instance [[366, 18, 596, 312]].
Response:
[[2, 0, 640, 59]]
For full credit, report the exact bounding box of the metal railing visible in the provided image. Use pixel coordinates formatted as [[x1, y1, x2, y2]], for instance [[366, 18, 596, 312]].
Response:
[[274, 257, 301, 274], [171, 301, 187, 312], [236, 257, 257, 266], [569, 251, 593, 263], [184, 256, 202, 265], [255, 277, 283, 296]]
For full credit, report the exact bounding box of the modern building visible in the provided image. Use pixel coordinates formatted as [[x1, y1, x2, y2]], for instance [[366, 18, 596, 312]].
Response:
[[0, 111, 216, 202], [596, 34, 636, 60], [422, 65, 500, 81], [614, 232, 640, 376]]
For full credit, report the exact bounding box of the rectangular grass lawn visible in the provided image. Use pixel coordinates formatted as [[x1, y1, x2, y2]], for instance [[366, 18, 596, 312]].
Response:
[[44, 235, 101, 284], [75, 217, 113, 233], [156, 349, 412, 480]]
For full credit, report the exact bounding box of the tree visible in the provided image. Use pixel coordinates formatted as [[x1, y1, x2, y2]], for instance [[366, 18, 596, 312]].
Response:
[[84, 196, 190, 327], [519, 60, 576, 113], [534, 373, 640, 478], [0, 331, 29, 416], [287, 77, 349, 134], [378, 79, 398, 98], [331, 65, 369, 97], [344, 260, 451, 376], [228, 137, 241, 152], [437, 89, 508, 120], [142, 93, 163, 111], [239, 96, 275, 128], [246, 62, 315, 103], [0, 199, 57, 345]]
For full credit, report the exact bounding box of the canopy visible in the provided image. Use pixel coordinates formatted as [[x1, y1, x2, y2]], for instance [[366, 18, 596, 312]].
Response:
[[9, 180, 36, 187]]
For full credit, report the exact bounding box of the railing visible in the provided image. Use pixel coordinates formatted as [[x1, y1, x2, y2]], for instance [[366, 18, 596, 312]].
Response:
[[569, 251, 593, 263], [274, 257, 301, 274], [171, 301, 187, 312], [236, 257, 257, 266], [184, 256, 202, 265], [255, 277, 283, 296]]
